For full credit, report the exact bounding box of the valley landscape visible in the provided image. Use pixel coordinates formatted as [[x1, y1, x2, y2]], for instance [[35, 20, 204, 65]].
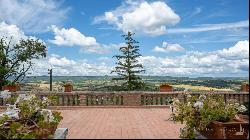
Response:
[[20, 76, 248, 92]]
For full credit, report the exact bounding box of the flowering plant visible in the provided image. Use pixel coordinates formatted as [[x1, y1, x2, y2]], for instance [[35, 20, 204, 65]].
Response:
[[171, 93, 243, 139], [237, 102, 249, 115], [0, 90, 63, 139]]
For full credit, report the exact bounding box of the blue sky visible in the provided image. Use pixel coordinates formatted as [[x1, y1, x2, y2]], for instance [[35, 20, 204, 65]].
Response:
[[0, 0, 249, 77]]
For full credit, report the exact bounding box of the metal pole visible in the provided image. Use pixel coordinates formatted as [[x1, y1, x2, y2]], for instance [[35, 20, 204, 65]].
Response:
[[48, 69, 52, 91]]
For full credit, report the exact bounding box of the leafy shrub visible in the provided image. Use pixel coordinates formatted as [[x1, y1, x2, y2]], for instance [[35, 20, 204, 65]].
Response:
[[0, 91, 63, 139], [171, 93, 244, 139]]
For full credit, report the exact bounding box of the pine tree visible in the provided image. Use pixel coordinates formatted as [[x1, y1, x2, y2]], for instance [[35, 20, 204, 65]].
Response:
[[111, 31, 145, 91]]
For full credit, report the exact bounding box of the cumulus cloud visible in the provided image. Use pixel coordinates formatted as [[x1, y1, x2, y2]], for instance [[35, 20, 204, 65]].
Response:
[[153, 42, 185, 52], [94, 1, 180, 36], [218, 40, 249, 59], [48, 25, 125, 54], [30, 40, 249, 77], [48, 25, 98, 47], [0, 22, 27, 43], [0, 0, 70, 33], [30, 54, 112, 76], [0, 22, 43, 46], [139, 40, 249, 76]]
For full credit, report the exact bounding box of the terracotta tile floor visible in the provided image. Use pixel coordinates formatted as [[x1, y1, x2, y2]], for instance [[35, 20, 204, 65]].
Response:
[[57, 107, 184, 139]]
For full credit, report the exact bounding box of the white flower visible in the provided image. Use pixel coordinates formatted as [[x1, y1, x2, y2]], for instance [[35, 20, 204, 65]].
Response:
[[15, 93, 36, 105], [194, 101, 203, 109], [227, 99, 238, 106], [187, 102, 191, 106], [6, 104, 18, 111], [0, 90, 11, 99], [39, 109, 55, 123], [35, 107, 40, 112], [0, 104, 20, 119], [199, 95, 206, 101], [186, 93, 192, 98], [42, 97, 51, 106], [237, 105, 248, 113], [42, 97, 48, 101]]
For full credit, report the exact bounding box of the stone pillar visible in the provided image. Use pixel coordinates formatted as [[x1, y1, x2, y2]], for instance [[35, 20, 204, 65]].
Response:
[[123, 93, 141, 106], [78, 94, 87, 106]]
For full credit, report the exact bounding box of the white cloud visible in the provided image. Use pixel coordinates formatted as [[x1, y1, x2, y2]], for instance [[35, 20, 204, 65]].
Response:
[[48, 25, 124, 54], [153, 42, 185, 52], [49, 25, 98, 47], [0, 22, 44, 46], [139, 40, 249, 76], [167, 20, 249, 34], [30, 54, 112, 76], [0, 22, 27, 44], [0, 0, 70, 33], [94, 1, 180, 36], [49, 56, 76, 67], [30, 40, 249, 77], [218, 40, 249, 59]]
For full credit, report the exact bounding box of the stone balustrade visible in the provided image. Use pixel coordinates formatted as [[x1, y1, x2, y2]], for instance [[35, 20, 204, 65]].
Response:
[[0, 91, 249, 106]]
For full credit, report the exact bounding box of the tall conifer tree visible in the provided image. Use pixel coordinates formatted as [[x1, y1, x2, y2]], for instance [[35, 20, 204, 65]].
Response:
[[111, 31, 145, 91]]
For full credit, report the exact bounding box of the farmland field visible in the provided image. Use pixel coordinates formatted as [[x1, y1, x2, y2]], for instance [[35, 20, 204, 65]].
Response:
[[18, 76, 248, 92]]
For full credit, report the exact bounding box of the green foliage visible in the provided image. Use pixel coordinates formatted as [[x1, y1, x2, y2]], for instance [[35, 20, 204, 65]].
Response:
[[0, 36, 47, 88], [0, 115, 8, 125], [111, 32, 145, 91], [172, 93, 239, 139], [0, 93, 62, 139], [2, 80, 15, 86], [244, 102, 249, 112]]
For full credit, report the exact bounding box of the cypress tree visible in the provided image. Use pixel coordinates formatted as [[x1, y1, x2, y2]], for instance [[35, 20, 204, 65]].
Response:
[[111, 31, 145, 91]]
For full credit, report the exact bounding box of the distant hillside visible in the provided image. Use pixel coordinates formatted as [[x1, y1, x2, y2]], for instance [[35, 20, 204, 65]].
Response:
[[17, 76, 249, 83]]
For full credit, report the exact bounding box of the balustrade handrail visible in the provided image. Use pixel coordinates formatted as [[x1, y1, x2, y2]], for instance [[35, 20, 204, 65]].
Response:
[[0, 91, 248, 107], [11, 91, 249, 95]]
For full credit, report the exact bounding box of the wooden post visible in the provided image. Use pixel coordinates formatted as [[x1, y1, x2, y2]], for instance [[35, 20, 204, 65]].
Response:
[[48, 69, 52, 91]]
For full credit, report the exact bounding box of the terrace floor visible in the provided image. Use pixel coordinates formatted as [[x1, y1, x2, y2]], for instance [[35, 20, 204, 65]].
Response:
[[56, 107, 184, 139]]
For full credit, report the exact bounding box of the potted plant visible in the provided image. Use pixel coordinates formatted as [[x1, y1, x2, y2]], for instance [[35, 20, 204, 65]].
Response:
[[171, 93, 249, 139], [0, 91, 63, 139], [2, 81, 20, 92], [63, 81, 73, 92], [159, 84, 173, 92]]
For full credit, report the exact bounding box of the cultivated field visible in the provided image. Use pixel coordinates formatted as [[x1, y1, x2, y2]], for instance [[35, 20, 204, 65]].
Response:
[[19, 76, 248, 92]]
